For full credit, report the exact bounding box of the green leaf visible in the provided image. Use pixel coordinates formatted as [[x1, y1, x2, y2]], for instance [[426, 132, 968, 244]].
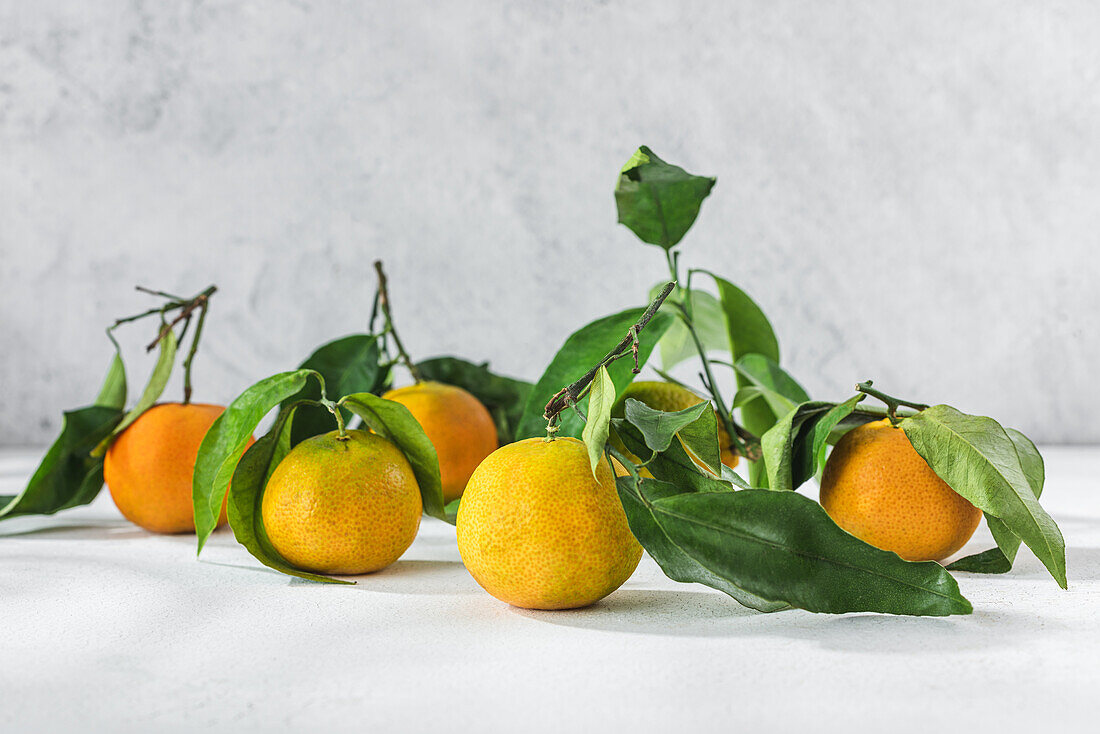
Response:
[[341, 393, 447, 522], [700, 272, 782, 456], [901, 405, 1066, 588], [647, 284, 728, 371], [616, 476, 788, 613], [612, 420, 735, 494], [614, 146, 716, 250], [94, 352, 127, 410], [193, 369, 317, 553], [0, 406, 122, 520], [627, 480, 972, 616], [92, 329, 178, 457], [226, 403, 351, 584], [621, 398, 720, 474], [732, 354, 810, 419], [761, 396, 863, 491], [948, 426, 1045, 573], [515, 308, 673, 440], [285, 335, 385, 446], [581, 366, 616, 477], [415, 356, 533, 444]]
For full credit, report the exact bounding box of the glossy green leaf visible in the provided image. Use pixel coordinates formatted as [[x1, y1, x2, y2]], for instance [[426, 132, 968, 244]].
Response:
[[612, 421, 736, 494], [733, 354, 810, 419], [94, 352, 127, 410], [0, 406, 122, 520], [581, 366, 615, 477], [901, 405, 1066, 588], [621, 397, 720, 474], [616, 476, 788, 613], [193, 369, 317, 553], [341, 392, 447, 522], [628, 480, 972, 616], [92, 329, 178, 457], [285, 335, 386, 446], [948, 427, 1045, 574], [226, 403, 351, 584], [615, 146, 716, 250], [415, 356, 533, 444], [515, 308, 673, 440], [761, 396, 863, 491]]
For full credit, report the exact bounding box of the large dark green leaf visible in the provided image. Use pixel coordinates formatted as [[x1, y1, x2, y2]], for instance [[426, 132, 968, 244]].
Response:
[[902, 405, 1065, 588], [0, 406, 122, 520], [761, 396, 863, 491], [193, 370, 317, 553], [285, 335, 386, 446], [627, 480, 972, 616], [226, 403, 351, 584], [515, 308, 673, 440], [415, 356, 532, 444], [614, 146, 716, 250], [341, 392, 447, 522], [92, 329, 178, 457], [616, 477, 788, 613], [948, 426, 1045, 574]]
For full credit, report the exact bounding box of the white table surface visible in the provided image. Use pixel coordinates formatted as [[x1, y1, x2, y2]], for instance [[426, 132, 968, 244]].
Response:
[[1, 446, 1097, 733]]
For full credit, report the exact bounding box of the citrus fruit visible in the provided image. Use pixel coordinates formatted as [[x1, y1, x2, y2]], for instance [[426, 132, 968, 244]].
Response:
[[104, 402, 243, 534], [612, 380, 739, 469], [261, 429, 422, 575], [819, 419, 981, 562], [383, 381, 497, 502], [456, 436, 642, 610]]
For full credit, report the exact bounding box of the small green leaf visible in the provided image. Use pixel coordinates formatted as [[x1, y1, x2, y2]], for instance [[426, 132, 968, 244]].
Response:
[[0, 406, 122, 521], [948, 426, 1045, 573], [615, 146, 716, 250], [94, 352, 127, 410], [647, 284, 728, 371], [284, 335, 386, 446], [193, 369, 317, 553], [902, 405, 1066, 588], [761, 396, 864, 491], [625, 479, 972, 616], [621, 397, 721, 474], [226, 403, 351, 584], [581, 366, 616, 477], [732, 354, 810, 419], [612, 420, 736, 494], [92, 329, 178, 456], [341, 392, 447, 522], [415, 356, 533, 444], [516, 308, 673, 440]]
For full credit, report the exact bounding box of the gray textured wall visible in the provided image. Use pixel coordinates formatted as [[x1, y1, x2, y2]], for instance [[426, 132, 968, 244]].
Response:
[[2, 1, 1097, 445]]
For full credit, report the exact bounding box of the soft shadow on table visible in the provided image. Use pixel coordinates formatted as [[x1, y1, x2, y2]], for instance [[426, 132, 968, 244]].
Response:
[[323, 559, 479, 595], [515, 587, 1059, 650], [0, 519, 147, 541], [951, 546, 1100, 583]]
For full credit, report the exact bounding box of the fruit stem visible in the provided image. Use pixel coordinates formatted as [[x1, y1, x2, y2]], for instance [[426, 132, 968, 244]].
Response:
[[144, 285, 217, 352], [180, 299, 210, 405], [373, 260, 422, 384], [542, 281, 675, 433], [324, 399, 348, 439], [855, 380, 930, 426]]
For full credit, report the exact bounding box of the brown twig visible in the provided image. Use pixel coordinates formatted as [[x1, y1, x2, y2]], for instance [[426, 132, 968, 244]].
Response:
[[373, 260, 422, 383], [542, 282, 675, 429], [145, 286, 217, 351]]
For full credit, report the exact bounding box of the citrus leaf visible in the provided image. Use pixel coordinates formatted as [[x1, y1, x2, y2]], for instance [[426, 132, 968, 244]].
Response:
[[581, 366, 616, 477], [92, 329, 178, 457], [226, 403, 351, 584], [616, 476, 788, 613], [615, 146, 716, 250], [341, 392, 447, 522], [732, 354, 810, 419], [612, 420, 737, 494], [621, 397, 721, 474], [94, 352, 127, 410], [516, 308, 673, 440], [284, 335, 386, 446], [193, 370, 317, 553], [948, 426, 1045, 574], [647, 283, 728, 371], [761, 395, 864, 491], [635, 481, 973, 616], [0, 406, 122, 521], [901, 405, 1066, 588], [415, 356, 532, 444]]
